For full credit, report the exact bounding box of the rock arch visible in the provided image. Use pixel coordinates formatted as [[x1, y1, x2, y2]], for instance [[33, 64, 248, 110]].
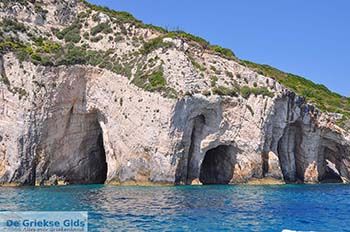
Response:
[[318, 141, 346, 183], [185, 114, 206, 184], [276, 120, 349, 184], [277, 121, 304, 182]]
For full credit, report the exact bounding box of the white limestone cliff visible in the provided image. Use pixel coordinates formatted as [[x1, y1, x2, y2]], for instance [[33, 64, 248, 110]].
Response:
[[0, 0, 349, 186]]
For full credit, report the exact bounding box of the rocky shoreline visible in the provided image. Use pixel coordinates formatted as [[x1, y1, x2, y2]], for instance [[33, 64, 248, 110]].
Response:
[[0, 0, 349, 187]]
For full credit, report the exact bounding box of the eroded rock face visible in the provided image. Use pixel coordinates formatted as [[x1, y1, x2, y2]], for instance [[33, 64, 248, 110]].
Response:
[[264, 152, 284, 180], [0, 1, 349, 186], [0, 52, 349, 186], [263, 93, 350, 184]]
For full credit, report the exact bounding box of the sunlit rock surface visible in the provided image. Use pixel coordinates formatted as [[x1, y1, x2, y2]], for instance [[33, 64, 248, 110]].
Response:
[[0, 0, 349, 186]]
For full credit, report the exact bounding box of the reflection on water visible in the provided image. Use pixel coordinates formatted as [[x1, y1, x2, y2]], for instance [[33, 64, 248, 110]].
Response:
[[0, 184, 349, 231]]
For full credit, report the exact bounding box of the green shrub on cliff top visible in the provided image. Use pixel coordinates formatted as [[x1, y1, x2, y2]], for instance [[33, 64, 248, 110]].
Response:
[[210, 45, 235, 59], [240, 60, 350, 120], [141, 37, 173, 55], [212, 85, 238, 97], [239, 86, 274, 99], [55, 21, 82, 43], [132, 69, 166, 92], [91, 23, 112, 36], [1, 19, 26, 33], [131, 68, 177, 98], [147, 71, 166, 91]]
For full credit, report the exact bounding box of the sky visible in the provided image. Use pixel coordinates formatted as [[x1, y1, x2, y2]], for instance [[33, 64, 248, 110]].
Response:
[[88, 0, 350, 96]]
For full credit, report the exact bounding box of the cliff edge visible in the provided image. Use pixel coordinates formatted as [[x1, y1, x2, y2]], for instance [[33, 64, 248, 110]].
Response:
[[0, 0, 349, 186]]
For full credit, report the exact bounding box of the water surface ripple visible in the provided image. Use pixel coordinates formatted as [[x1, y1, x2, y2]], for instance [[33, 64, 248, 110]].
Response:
[[0, 184, 349, 231]]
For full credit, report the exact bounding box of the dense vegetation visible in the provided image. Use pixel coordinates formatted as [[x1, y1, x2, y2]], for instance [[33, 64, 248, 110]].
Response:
[[55, 21, 82, 43]]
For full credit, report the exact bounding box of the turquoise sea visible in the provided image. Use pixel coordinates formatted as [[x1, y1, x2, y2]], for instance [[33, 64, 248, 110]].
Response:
[[0, 184, 349, 231]]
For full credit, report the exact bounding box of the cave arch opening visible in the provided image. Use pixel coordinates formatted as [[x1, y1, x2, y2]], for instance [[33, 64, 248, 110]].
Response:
[[277, 121, 304, 183], [39, 109, 108, 185], [199, 145, 236, 185], [79, 127, 108, 184], [319, 146, 343, 183], [185, 114, 206, 184], [72, 112, 108, 184], [320, 161, 343, 183]]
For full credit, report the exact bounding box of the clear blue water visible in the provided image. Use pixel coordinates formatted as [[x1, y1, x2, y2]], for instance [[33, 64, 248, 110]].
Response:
[[0, 184, 350, 231]]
